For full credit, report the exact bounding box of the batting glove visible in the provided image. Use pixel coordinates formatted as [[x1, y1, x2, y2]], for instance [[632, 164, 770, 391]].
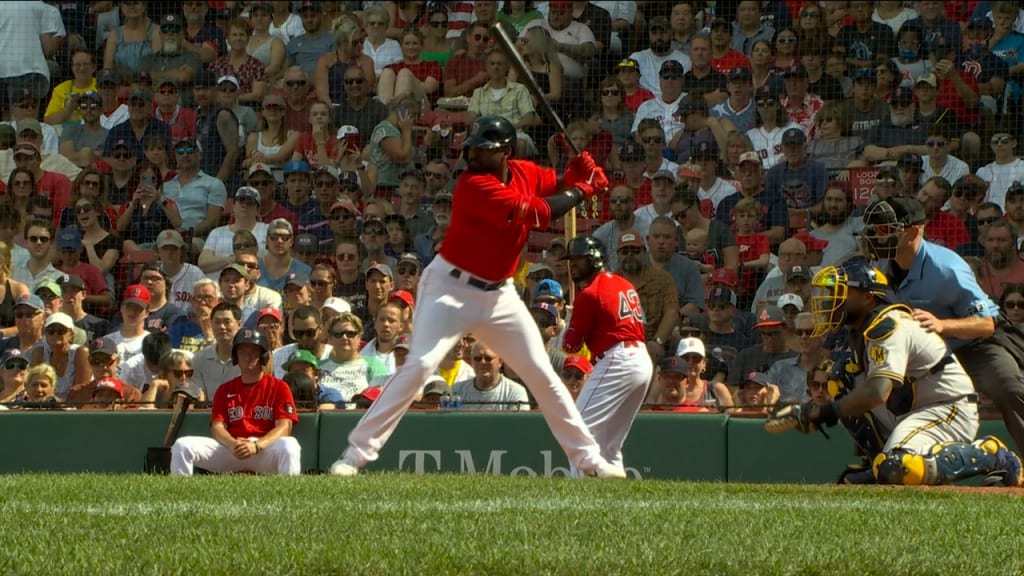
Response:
[[564, 153, 609, 199]]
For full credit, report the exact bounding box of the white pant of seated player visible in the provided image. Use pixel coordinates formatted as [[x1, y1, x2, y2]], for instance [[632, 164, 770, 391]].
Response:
[[570, 342, 653, 476], [344, 255, 607, 474], [171, 436, 302, 476]]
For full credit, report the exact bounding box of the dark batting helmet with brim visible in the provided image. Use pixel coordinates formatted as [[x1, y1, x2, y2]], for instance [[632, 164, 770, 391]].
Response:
[[563, 236, 607, 270], [231, 328, 269, 365], [463, 115, 517, 151]]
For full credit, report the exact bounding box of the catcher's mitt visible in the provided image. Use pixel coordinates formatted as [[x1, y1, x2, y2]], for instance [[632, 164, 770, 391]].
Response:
[[764, 403, 818, 434]]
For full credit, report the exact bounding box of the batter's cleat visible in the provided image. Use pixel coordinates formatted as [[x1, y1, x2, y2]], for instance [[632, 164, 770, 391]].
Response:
[[588, 461, 627, 479], [329, 458, 359, 477], [980, 436, 1023, 487]]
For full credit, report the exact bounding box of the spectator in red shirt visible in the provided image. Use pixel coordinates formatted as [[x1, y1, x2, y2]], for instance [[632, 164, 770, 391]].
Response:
[[616, 57, 654, 112], [13, 142, 72, 229], [54, 227, 115, 310], [733, 197, 771, 301], [917, 176, 968, 249], [170, 329, 300, 476], [444, 21, 490, 98], [209, 18, 267, 105], [377, 29, 442, 106], [709, 19, 751, 74]]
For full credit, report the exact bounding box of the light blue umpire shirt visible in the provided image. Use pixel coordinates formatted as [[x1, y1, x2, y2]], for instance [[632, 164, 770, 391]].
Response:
[[878, 240, 999, 352]]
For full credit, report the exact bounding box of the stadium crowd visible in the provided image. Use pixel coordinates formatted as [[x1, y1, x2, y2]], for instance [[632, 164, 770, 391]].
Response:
[[0, 0, 1020, 417]]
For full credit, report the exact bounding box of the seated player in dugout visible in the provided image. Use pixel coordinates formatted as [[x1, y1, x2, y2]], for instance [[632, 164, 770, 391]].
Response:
[[768, 259, 1024, 487]]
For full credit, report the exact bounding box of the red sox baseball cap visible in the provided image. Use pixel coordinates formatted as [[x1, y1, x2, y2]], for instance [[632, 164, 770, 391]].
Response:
[[94, 377, 124, 398], [89, 337, 118, 356], [389, 289, 415, 309], [753, 306, 785, 329], [563, 354, 592, 375], [123, 284, 151, 307], [257, 307, 283, 323]]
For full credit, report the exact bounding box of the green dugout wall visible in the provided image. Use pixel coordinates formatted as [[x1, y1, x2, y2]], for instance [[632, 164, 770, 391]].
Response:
[[0, 412, 1011, 482]]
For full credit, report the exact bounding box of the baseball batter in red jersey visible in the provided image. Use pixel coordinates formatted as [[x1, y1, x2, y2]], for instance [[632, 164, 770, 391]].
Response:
[[331, 115, 627, 478], [170, 329, 301, 476], [561, 236, 653, 475]]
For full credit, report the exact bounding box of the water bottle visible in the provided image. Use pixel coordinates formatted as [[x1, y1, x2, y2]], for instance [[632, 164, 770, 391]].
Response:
[[450, 391, 462, 411], [440, 391, 451, 410]]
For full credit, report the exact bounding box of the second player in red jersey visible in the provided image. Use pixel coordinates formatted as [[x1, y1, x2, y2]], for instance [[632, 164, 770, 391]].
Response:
[[562, 236, 654, 476]]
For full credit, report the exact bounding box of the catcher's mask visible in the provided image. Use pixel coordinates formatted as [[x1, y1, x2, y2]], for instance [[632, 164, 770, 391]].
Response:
[[810, 261, 891, 338], [859, 200, 905, 260]]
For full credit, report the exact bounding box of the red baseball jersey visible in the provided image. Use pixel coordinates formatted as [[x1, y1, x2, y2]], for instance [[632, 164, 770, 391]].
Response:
[[441, 159, 557, 281], [211, 373, 298, 438], [562, 272, 646, 359]]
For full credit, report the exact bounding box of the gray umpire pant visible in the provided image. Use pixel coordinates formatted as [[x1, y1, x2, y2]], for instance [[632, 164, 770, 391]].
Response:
[[957, 339, 1024, 455]]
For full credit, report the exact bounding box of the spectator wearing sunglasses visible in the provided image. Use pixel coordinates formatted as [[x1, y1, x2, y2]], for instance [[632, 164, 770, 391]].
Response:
[[559, 354, 590, 402], [632, 60, 687, 142], [64, 336, 143, 405], [318, 313, 387, 406], [946, 176, 989, 251], [452, 341, 530, 411], [141, 349, 199, 409], [362, 6, 403, 78], [444, 21, 490, 99], [30, 312, 89, 400], [1001, 284, 1024, 327], [333, 67, 387, 145], [58, 91, 108, 169], [765, 311, 827, 403], [270, 305, 333, 379], [978, 131, 1024, 211]]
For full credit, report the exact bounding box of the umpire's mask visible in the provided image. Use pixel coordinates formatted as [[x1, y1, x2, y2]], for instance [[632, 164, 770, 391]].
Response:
[[860, 199, 905, 260]]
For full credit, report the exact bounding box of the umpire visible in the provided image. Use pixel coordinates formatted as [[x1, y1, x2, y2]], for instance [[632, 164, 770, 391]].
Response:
[[859, 196, 1024, 454]]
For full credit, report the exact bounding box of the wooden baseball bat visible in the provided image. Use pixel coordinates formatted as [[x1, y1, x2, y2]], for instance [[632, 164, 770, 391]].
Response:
[[489, 22, 578, 300], [162, 394, 190, 447]]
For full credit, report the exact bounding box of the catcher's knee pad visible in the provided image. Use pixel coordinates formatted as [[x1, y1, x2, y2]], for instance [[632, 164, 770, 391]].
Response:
[[927, 435, 1018, 485], [875, 436, 1017, 486], [872, 450, 927, 485]]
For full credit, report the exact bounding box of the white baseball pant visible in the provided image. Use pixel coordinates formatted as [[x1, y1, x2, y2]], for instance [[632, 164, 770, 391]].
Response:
[[884, 401, 979, 455], [170, 436, 302, 476], [571, 342, 653, 476], [344, 255, 607, 473]]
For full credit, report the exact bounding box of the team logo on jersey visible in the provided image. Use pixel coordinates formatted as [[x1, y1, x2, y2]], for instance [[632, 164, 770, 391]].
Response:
[[285, 404, 295, 414], [868, 345, 887, 365]]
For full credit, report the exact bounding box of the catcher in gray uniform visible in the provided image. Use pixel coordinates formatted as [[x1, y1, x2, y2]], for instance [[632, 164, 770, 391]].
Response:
[[766, 259, 1024, 486]]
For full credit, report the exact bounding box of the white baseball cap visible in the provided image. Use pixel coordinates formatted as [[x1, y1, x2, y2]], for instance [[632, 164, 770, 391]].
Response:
[[322, 297, 351, 315], [676, 337, 705, 358], [44, 312, 74, 330], [777, 293, 804, 312]]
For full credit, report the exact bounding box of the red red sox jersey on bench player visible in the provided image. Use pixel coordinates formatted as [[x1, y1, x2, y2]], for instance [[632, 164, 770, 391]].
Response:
[[211, 373, 298, 438], [562, 271, 646, 359], [441, 159, 557, 281]]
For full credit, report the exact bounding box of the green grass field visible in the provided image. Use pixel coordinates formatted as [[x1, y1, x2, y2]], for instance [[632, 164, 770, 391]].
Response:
[[0, 474, 1021, 576]]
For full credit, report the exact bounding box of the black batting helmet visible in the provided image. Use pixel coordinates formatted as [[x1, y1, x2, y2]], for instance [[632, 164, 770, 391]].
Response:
[[463, 115, 516, 151], [231, 328, 269, 365], [563, 236, 607, 270]]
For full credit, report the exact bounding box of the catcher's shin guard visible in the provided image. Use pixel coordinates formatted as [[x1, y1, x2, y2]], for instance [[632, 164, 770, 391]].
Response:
[[872, 436, 1024, 486]]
